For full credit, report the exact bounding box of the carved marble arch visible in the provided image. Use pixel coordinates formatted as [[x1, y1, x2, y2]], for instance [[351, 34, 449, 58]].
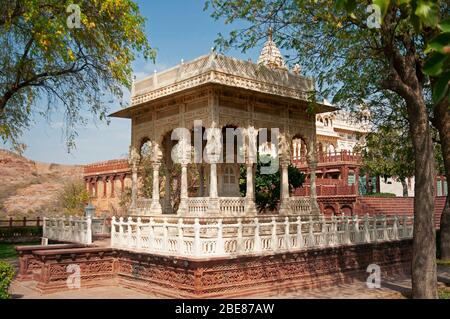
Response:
[[139, 137, 152, 158], [291, 132, 316, 163], [155, 122, 182, 147]]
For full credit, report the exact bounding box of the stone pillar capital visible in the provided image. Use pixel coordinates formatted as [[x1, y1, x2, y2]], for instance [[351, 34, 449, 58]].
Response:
[[128, 146, 141, 167], [280, 159, 290, 167]]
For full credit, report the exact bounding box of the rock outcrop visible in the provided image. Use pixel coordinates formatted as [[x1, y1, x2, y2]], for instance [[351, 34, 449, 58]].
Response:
[[0, 149, 83, 218]]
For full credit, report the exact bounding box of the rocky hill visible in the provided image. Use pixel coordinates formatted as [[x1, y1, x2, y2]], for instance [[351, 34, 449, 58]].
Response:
[[0, 149, 83, 218]]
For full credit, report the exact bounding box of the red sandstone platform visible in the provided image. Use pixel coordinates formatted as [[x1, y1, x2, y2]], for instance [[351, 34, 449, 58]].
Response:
[[15, 240, 413, 298]]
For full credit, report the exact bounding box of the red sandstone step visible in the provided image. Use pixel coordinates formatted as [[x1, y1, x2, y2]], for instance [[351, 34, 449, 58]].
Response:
[[16, 244, 87, 253], [32, 247, 113, 256]]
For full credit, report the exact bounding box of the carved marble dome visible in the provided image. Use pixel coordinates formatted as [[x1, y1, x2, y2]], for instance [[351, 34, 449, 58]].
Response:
[[257, 28, 287, 70]]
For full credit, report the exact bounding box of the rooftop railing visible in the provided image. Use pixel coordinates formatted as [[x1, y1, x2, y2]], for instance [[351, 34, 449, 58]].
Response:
[[292, 150, 362, 166]]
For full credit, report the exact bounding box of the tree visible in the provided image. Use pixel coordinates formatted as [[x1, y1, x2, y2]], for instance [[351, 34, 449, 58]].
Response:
[[361, 105, 444, 197], [0, 0, 155, 149], [57, 181, 89, 216], [426, 22, 450, 261], [205, 0, 449, 298], [362, 125, 415, 197], [240, 155, 305, 212]]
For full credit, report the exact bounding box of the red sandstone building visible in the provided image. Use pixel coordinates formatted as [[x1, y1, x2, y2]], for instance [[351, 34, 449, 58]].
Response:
[[84, 159, 132, 214]]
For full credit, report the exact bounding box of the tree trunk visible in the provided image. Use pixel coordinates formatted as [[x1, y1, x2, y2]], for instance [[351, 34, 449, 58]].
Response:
[[407, 97, 438, 299], [434, 99, 450, 260], [401, 178, 409, 197]]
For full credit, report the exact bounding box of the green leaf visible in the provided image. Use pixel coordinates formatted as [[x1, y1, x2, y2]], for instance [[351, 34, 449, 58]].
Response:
[[423, 52, 447, 76], [336, 0, 357, 12], [410, 12, 422, 33], [427, 33, 450, 54], [415, 0, 439, 27], [439, 18, 450, 33], [373, 0, 391, 18], [345, 0, 357, 12], [432, 71, 450, 104], [336, 0, 347, 11]]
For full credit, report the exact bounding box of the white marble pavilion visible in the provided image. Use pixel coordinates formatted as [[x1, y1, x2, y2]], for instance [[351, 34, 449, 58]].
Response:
[[110, 31, 336, 217]]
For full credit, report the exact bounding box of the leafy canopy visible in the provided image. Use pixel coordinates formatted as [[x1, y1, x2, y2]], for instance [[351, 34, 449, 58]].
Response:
[[57, 181, 90, 216], [205, 0, 448, 113], [0, 0, 155, 149]]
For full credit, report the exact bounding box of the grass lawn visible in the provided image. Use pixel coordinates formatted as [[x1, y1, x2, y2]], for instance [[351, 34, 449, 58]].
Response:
[[0, 242, 39, 260], [439, 289, 450, 299], [437, 259, 450, 266]]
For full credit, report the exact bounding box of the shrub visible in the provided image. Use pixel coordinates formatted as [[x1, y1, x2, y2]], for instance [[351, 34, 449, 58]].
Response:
[[0, 226, 42, 238], [0, 261, 15, 299], [240, 155, 305, 212], [57, 181, 90, 216]]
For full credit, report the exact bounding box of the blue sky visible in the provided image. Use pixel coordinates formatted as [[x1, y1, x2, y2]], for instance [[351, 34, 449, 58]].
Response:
[[1, 1, 263, 165]]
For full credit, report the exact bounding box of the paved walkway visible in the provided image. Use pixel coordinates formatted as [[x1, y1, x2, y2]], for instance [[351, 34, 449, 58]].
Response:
[[10, 281, 157, 299], [9, 265, 450, 299]]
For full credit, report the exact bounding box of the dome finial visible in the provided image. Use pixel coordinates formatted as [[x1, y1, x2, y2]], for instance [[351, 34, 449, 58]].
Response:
[[257, 27, 287, 70]]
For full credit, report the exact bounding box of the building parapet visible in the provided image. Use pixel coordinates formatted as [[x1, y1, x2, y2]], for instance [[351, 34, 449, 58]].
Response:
[[84, 159, 130, 176]]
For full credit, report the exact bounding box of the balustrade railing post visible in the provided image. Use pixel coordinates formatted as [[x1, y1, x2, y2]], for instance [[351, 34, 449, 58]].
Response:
[[216, 219, 224, 255], [193, 218, 201, 257], [111, 217, 116, 247], [271, 217, 278, 251], [177, 219, 184, 254], [127, 217, 132, 247], [403, 214, 409, 238], [136, 217, 142, 249], [393, 215, 399, 240], [79, 218, 84, 243], [297, 217, 304, 249], [331, 215, 337, 246], [254, 218, 261, 252], [363, 215, 371, 243], [86, 217, 92, 245], [237, 218, 243, 254], [354, 215, 360, 243], [149, 217, 155, 252], [344, 216, 351, 245], [372, 216, 378, 243], [284, 217, 291, 250], [68, 216, 73, 243], [308, 216, 315, 247], [383, 215, 389, 241], [119, 217, 124, 247], [162, 218, 168, 253]]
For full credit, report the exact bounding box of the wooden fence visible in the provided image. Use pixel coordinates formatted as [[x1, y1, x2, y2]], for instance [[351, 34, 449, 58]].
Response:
[[0, 217, 43, 228]]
